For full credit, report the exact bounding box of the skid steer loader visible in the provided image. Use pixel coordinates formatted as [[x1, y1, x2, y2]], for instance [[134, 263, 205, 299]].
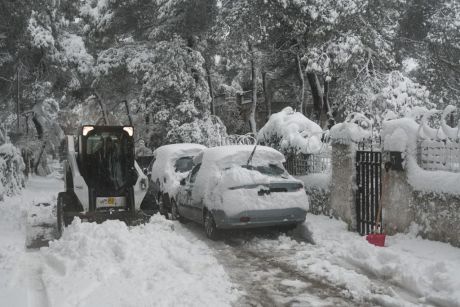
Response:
[[56, 125, 149, 235]]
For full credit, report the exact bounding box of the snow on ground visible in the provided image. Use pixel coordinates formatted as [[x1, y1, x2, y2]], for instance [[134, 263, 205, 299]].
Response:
[[2, 175, 460, 307], [0, 175, 62, 307], [247, 214, 460, 307], [41, 216, 238, 307], [0, 176, 238, 307]]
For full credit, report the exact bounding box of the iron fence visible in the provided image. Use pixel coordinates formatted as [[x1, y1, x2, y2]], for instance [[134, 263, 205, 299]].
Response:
[[215, 134, 257, 146], [284, 147, 331, 176]]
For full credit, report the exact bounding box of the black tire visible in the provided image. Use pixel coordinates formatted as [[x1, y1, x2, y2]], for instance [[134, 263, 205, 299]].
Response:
[[57, 193, 65, 238], [204, 211, 219, 241], [140, 192, 157, 214], [58, 192, 78, 228], [64, 166, 73, 193], [158, 193, 168, 218]]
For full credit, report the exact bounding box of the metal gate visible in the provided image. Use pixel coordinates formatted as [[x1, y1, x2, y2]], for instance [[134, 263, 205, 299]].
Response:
[[355, 151, 382, 235]]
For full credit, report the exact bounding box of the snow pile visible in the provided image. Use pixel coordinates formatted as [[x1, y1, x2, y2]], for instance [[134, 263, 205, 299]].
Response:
[[193, 146, 309, 215], [329, 113, 372, 144], [0, 143, 25, 199], [41, 216, 238, 307], [249, 215, 460, 306], [381, 117, 419, 153], [257, 107, 323, 154], [151, 143, 205, 198], [406, 157, 460, 195]]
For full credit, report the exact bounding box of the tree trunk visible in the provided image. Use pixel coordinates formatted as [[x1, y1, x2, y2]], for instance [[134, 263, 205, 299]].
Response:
[[249, 43, 257, 135], [262, 71, 271, 121], [123, 100, 133, 126], [322, 78, 335, 128], [16, 68, 20, 132], [306, 72, 324, 123], [295, 54, 305, 114], [32, 114, 43, 140], [205, 63, 215, 115], [34, 141, 46, 174], [94, 92, 108, 125]]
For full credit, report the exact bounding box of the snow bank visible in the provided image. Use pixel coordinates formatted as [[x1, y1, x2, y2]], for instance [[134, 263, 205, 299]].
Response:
[[407, 157, 460, 195], [249, 215, 460, 306], [257, 107, 323, 154], [381, 118, 419, 153], [0, 143, 25, 199], [41, 216, 238, 307], [151, 143, 205, 198]]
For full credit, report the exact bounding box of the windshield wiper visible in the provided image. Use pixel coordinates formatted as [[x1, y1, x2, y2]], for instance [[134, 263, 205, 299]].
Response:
[[246, 144, 258, 166]]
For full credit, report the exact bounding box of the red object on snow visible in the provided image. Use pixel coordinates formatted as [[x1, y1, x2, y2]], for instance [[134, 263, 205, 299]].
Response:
[[366, 233, 386, 247]]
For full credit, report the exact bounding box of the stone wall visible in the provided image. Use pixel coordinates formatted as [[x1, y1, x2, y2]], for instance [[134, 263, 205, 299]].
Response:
[[383, 154, 460, 247], [411, 191, 460, 247], [305, 185, 331, 215]]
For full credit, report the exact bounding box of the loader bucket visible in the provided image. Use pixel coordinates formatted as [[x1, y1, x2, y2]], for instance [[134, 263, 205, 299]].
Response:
[[25, 202, 59, 249]]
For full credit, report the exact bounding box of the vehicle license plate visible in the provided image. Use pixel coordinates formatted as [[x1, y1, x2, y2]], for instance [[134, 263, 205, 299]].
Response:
[[96, 197, 126, 208]]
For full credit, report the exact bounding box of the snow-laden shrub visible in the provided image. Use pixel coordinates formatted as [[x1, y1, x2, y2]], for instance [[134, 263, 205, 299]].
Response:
[[340, 71, 434, 129], [258, 107, 324, 154], [0, 144, 25, 200], [166, 116, 227, 147]]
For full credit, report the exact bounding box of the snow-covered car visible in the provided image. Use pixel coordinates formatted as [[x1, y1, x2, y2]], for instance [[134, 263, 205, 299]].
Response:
[[149, 143, 206, 218], [174, 145, 309, 239]]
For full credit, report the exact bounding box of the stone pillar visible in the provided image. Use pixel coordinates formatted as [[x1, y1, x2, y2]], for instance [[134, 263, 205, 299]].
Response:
[[382, 151, 415, 235], [330, 143, 356, 229]]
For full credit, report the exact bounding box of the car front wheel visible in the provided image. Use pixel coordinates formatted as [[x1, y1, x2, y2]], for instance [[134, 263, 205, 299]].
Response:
[[204, 211, 219, 241]]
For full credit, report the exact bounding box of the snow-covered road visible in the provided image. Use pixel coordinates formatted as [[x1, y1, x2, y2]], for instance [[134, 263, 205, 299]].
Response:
[[1, 176, 460, 307]]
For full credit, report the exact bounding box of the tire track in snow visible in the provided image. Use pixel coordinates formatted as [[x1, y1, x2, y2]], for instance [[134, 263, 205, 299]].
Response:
[[178, 222, 360, 306], [25, 252, 51, 307]]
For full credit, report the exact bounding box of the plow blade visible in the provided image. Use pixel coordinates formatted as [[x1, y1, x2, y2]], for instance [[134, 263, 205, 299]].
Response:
[[26, 202, 59, 249]]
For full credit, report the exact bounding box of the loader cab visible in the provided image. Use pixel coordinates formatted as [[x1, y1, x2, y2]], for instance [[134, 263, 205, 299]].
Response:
[[78, 125, 136, 194]]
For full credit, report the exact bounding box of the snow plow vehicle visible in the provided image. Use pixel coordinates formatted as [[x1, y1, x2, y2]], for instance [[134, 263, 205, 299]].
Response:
[[56, 125, 149, 234]]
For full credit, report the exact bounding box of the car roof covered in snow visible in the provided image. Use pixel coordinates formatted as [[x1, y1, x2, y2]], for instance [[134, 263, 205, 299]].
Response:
[[194, 145, 285, 167], [153, 143, 206, 160]]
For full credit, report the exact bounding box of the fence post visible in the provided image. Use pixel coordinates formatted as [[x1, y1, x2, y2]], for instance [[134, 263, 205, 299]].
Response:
[[330, 142, 356, 229]]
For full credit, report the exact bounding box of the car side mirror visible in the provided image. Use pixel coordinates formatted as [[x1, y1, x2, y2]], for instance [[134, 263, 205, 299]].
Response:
[[180, 178, 186, 186]]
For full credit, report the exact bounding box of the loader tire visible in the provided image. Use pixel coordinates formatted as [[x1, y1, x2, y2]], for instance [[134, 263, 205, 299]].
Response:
[[57, 193, 65, 238], [57, 192, 77, 230]]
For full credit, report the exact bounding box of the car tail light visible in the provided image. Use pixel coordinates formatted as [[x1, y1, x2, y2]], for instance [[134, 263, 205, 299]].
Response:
[[240, 216, 250, 222]]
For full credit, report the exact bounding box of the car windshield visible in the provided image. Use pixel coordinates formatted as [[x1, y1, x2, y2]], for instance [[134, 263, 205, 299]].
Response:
[[241, 163, 286, 176], [175, 156, 194, 173]]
